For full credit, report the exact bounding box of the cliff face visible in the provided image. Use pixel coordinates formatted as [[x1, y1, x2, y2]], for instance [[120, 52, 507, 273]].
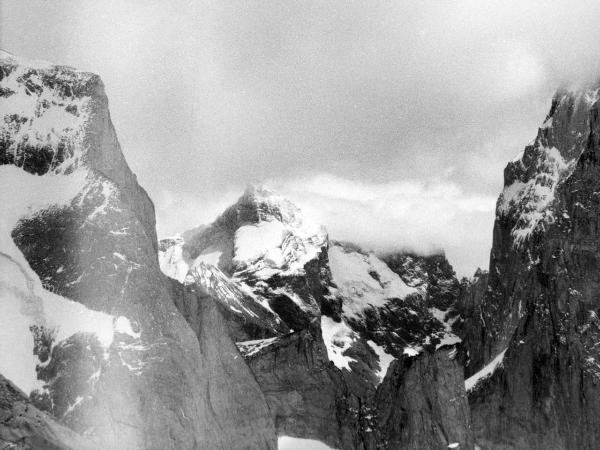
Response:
[[376, 349, 473, 450], [0, 52, 275, 449], [461, 86, 600, 449]]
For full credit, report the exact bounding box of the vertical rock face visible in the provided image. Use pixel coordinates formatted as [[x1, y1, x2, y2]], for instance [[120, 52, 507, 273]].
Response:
[[455, 269, 489, 377], [161, 189, 474, 449], [0, 52, 275, 449], [376, 349, 473, 450], [462, 85, 600, 449]]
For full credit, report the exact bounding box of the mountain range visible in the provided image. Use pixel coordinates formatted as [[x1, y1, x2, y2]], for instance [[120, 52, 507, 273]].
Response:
[[2, 50, 600, 449]]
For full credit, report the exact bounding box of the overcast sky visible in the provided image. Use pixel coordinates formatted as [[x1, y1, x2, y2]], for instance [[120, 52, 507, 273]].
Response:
[[3, 1, 600, 276]]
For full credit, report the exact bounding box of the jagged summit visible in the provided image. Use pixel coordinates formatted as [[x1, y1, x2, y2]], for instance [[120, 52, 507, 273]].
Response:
[[159, 186, 328, 340], [161, 185, 327, 279], [218, 183, 317, 231], [498, 85, 600, 246]]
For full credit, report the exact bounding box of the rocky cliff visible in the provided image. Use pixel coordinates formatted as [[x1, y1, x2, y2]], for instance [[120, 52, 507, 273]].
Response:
[[460, 85, 600, 449], [0, 51, 275, 449]]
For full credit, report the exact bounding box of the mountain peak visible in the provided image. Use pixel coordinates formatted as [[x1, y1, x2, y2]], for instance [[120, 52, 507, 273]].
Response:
[[233, 184, 303, 227]]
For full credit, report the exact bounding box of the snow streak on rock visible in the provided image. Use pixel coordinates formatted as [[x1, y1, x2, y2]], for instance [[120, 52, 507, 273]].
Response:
[[465, 348, 507, 392], [366, 340, 394, 384], [236, 337, 279, 357]]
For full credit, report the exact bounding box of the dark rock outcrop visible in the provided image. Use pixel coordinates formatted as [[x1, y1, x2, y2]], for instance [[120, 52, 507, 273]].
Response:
[[244, 321, 473, 450], [376, 349, 473, 450], [455, 269, 489, 377]]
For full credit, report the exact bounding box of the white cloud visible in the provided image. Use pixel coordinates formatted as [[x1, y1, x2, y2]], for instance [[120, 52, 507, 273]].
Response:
[[268, 173, 497, 277], [154, 188, 241, 239]]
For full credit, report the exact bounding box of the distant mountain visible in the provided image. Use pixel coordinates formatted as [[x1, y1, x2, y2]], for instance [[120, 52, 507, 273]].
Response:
[[160, 185, 472, 449]]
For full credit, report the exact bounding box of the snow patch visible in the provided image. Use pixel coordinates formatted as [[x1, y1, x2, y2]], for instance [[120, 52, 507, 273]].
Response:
[[114, 316, 141, 339], [232, 215, 326, 279], [321, 316, 357, 371], [278, 436, 337, 450], [159, 238, 190, 283], [234, 220, 286, 267], [195, 248, 223, 267], [367, 340, 395, 384], [403, 346, 422, 357], [430, 307, 462, 349]]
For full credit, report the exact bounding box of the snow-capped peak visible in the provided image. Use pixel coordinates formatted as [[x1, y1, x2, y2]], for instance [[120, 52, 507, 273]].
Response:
[[237, 183, 305, 228], [496, 85, 598, 247], [179, 185, 328, 280], [158, 187, 328, 340], [0, 50, 97, 176]]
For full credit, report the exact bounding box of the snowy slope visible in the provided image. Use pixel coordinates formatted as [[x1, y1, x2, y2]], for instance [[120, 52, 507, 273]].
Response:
[[327, 242, 461, 363], [328, 244, 417, 319], [278, 436, 337, 450], [231, 186, 327, 279]]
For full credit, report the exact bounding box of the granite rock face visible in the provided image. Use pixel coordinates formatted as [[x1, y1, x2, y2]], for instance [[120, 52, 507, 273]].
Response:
[[0, 51, 275, 449], [461, 86, 600, 449]]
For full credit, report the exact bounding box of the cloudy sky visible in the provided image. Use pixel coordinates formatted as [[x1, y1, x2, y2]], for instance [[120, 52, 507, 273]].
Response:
[[3, 0, 600, 276]]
